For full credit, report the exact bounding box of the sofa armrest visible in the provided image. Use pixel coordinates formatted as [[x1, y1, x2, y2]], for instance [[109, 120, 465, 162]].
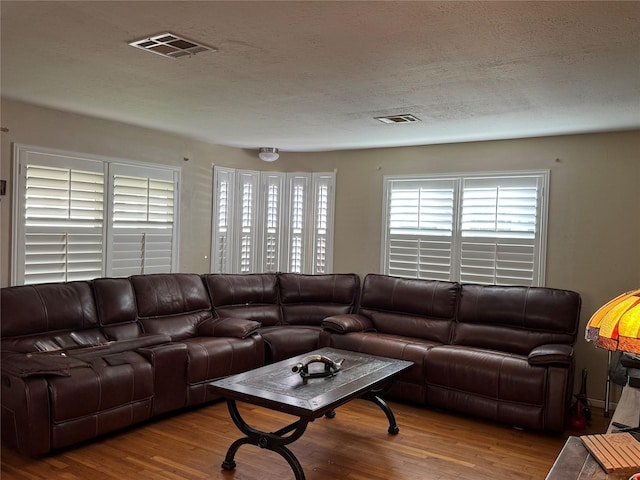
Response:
[[66, 333, 172, 361], [1, 351, 90, 378], [1, 372, 52, 456], [322, 314, 375, 334], [198, 317, 261, 339], [527, 344, 574, 366]]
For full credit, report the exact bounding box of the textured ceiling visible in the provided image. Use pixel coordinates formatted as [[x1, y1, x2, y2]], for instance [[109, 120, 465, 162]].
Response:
[[1, 1, 639, 152]]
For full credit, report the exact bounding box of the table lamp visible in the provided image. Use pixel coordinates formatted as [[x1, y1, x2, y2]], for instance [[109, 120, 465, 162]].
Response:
[[585, 288, 640, 428], [586, 289, 640, 355]]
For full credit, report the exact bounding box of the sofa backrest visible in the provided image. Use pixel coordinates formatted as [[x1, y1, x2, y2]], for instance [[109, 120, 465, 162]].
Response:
[[92, 277, 143, 340], [279, 273, 361, 326], [0, 281, 103, 352], [203, 273, 281, 326], [452, 284, 581, 355], [358, 274, 458, 343], [130, 273, 213, 341]]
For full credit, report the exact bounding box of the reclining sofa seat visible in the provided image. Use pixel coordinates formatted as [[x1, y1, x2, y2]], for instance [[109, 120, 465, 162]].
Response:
[[320, 274, 459, 403], [426, 283, 581, 432], [203, 272, 360, 362], [129, 273, 265, 406], [1, 281, 158, 457], [0, 273, 265, 457], [321, 274, 581, 432]]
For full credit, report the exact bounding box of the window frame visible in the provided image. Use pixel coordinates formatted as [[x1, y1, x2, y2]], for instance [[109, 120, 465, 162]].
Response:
[[106, 162, 180, 277], [211, 166, 335, 274], [12, 143, 181, 285], [381, 170, 549, 286]]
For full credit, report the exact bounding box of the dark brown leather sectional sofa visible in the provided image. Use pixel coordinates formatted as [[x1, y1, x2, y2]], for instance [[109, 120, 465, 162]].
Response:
[[1, 272, 580, 457]]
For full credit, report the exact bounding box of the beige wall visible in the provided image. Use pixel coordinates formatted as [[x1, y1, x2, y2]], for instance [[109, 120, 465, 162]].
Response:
[[2, 98, 639, 403]]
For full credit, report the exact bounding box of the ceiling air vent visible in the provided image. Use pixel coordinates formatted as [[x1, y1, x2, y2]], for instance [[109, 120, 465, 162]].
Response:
[[375, 114, 421, 124], [129, 32, 217, 59]]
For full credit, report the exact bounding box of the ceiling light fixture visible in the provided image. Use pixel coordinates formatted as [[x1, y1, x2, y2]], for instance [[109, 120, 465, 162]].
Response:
[[258, 147, 279, 162]]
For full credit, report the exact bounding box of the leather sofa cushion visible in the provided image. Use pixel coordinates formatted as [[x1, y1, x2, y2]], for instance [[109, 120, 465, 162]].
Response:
[[453, 284, 581, 355], [1, 282, 98, 338], [260, 325, 323, 362], [1, 328, 107, 354], [48, 351, 153, 422], [278, 273, 360, 304], [279, 273, 360, 326], [212, 304, 282, 327], [325, 331, 437, 384], [141, 311, 212, 341], [282, 304, 353, 326], [183, 336, 263, 385], [68, 334, 171, 361], [204, 273, 278, 306], [1, 352, 90, 378], [358, 274, 458, 343], [93, 278, 138, 325], [93, 278, 143, 340], [203, 273, 281, 326], [360, 274, 458, 319], [131, 274, 214, 341], [527, 344, 573, 366], [198, 317, 261, 339], [131, 273, 211, 317], [425, 345, 546, 406], [322, 314, 374, 333]]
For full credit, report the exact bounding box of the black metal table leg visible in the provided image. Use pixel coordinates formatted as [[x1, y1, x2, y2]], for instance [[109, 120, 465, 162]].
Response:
[[362, 393, 400, 434], [221, 399, 310, 480]]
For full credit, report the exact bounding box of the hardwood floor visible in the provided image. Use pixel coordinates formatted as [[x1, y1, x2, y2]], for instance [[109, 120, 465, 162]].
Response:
[[1, 399, 609, 480]]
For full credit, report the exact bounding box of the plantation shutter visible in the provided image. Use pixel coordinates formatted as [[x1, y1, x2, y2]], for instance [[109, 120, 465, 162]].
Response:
[[261, 173, 284, 272], [385, 178, 455, 280], [287, 174, 309, 273], [15, 148, 106, 285], [236, 170, 259, 273], [312, 172, 335, 274], [211, 167, 335, 274], [212, 167, 235, 273], [459, 175, 543, 285], [109, 164, 177, 277], [13, 145, 182, 286], [383, 172, 547, 286]]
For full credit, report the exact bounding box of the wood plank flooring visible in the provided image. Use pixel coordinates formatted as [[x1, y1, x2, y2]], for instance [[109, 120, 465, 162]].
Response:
[[1, 399, 609, 480]]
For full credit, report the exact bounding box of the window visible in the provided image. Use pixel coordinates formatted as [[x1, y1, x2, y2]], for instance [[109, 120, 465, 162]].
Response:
[[107, 164, 177, 277], [12, 144, 180, 285], [212, 167, 335, 274], [382, 171, 548, 286]]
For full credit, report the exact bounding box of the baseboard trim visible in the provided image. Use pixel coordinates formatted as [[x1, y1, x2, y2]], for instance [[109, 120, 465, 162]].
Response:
[[587, 397, 618, 412]]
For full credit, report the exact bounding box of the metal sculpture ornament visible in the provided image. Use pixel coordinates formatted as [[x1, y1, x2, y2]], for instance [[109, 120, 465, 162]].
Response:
[[291, 354, 344, 379]]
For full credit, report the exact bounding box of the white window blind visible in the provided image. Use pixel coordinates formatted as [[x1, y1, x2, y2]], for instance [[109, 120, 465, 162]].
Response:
[[108, 164, 178, 277], [311, 173, 335, 274], [459, 176, 542, 285], [212, 167, 235, 273], [211, 167, 335, 274], [262, 173, 284, 272], [383, 171, 548, 286], [386, 178, 455, 280], [237, 171, 259, 273], [12, 144, 180, 285], [286, 174, 309, 273], [21, 161, 105, 284]]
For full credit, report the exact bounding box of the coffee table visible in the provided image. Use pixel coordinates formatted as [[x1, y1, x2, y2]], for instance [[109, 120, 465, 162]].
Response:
[[208, 347, 413, 480]]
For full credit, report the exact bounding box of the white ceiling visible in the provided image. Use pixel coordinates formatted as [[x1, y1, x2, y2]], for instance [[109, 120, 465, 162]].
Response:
[[1, 1, 639, 152]]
